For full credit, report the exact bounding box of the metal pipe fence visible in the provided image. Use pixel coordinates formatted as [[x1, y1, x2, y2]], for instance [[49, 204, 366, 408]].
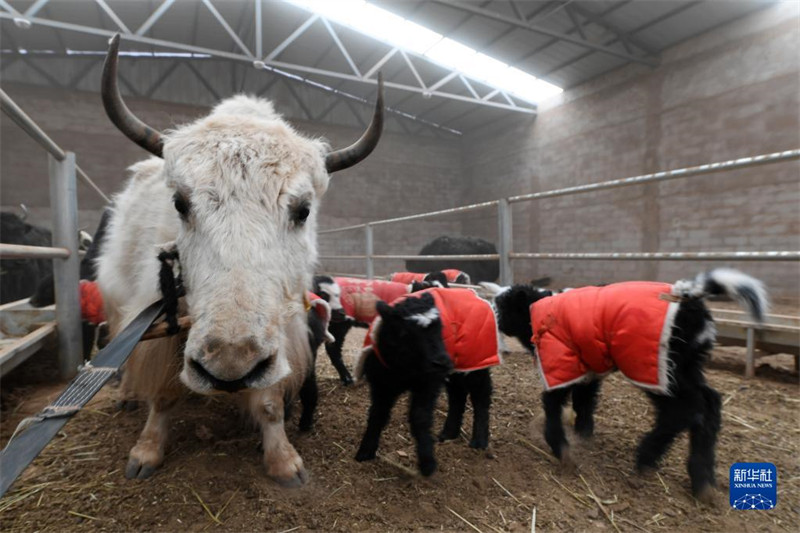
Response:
[[0, 90, 110, 378], [318, 148, 800, 285]]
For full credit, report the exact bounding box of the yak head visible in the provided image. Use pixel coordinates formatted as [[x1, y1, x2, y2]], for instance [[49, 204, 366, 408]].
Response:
[[102, 35, 383, 394]]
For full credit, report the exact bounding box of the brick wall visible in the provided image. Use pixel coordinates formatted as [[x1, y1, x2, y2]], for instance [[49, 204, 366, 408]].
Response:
[[460, 3, 799, 302]]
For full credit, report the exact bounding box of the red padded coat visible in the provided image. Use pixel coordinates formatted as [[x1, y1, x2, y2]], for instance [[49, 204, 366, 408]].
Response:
[[334, 277, 410, 323], [530, 282, 677, 393], [390, 270, 467, 284], [80, 280, 106, 325], [364, 288, 501, 373]]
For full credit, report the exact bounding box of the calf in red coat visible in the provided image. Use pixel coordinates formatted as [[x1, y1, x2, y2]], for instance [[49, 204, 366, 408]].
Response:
[[390, 269, 470, 285], [483, 269, 768, 503], [355, 288, 501, 476], [312, 275, 446, 385]]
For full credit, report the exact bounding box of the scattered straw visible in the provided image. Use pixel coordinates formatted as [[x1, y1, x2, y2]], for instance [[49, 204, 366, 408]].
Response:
[[190, 486, 222, 525], [531, 506, 537, 533], [580, 474, 621, 533], [214, 490, 238, 522], [325, 485, 346, 500], [616, 516, 653, 533], [517, 438, 557, 463], [67, 510, 99, 521], [549, 475, 589, 507], [377, 454, 418, 477], [277, 526, 301, 533], [447, 507, 484, 533], [725, 412, 757, 430], [0, 483, 54, 513], [492, 477, 522, 505], [656, 472, 669, 495]]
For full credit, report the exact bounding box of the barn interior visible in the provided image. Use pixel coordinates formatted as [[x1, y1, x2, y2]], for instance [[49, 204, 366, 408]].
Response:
[[0, 1, 798, 532]]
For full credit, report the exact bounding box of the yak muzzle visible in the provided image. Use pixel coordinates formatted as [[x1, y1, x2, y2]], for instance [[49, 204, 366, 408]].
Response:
[[189, 357, 273, 393]]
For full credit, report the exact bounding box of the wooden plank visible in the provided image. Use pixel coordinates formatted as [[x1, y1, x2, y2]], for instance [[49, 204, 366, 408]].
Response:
[[0, 322, 56, 378]]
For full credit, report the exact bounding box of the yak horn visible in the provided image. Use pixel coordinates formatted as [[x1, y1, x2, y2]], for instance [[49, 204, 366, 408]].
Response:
[[102, 34, 164, 158], [325, 72, 384, 174]]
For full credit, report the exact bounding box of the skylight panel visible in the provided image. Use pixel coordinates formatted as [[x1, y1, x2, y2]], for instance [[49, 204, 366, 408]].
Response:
[[284, 0, 563, 104]]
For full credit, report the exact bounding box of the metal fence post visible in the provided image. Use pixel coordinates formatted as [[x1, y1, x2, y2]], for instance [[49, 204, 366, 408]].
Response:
[[365, 223, 374, 279], [49, 152, 83, 379], [497, 198, 513, 285], [744, 327, 755, 379]]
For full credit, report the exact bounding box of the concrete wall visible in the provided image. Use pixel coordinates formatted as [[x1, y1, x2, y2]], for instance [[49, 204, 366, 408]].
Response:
[[460, 3, 799, 301], [0, 84, 463, 277]]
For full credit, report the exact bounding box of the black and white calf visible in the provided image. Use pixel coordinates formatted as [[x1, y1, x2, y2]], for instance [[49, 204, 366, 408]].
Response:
[[354, 288, 500, 476], [311, 275, 447, 385], [292, 294, 335, 431], [483, 269, 768, 502]]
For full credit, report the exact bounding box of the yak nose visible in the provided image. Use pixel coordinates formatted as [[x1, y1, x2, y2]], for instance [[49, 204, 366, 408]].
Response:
[[191, 337, 273, 392]]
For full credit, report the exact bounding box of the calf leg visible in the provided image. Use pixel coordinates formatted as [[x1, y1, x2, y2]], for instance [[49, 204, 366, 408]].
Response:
[[325, 323, 354, 385], [636, 394, 691, 473], [439, 373, 468, 442], [466, 369, 492, 450], [571, 379, 600, 438], [689, 385, 721, 501], [355, 386, 402, 462], [298, 370, 318, 432], [409, 380, 444, 476], [126, 398, 175, 479], [542, 388, 571, 463]]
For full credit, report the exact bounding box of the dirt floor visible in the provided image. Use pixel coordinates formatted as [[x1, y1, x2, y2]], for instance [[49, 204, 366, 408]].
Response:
[[1, 331, 798, 533]]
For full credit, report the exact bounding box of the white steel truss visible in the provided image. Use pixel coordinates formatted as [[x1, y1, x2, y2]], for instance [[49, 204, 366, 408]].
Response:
[[0, 0, 538, 119]]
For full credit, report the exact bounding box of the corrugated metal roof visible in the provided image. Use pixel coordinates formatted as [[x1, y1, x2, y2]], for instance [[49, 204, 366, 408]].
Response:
[[0, 0, 777, 136]]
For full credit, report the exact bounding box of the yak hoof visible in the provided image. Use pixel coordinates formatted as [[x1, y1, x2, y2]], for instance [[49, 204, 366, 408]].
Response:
[[341, 375, 354, 386], [271, 466, 309, 488], [125, 457, 159, 480], [117, 399, 140, 412], [125, 442, 163, 480]]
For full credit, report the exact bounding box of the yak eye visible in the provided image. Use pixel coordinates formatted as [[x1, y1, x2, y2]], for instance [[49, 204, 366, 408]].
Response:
[[173, 194, 190, 218], [292, 203, 311, 226]]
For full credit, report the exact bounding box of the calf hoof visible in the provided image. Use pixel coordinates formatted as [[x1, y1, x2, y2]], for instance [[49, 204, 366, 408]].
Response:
[[560, 448, 577, 474], [298, 418, 314, 432], [341, 375, 354, 386], [419, 457, 437, 477], [469, 437, 489, 450], [636, 462, 658, 476], [355, 447, 377, 462], [574, 425, 594, 439], [438, 428, 460, 442], [694, 484, 719, 506], [125, 445, 163, 480]]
